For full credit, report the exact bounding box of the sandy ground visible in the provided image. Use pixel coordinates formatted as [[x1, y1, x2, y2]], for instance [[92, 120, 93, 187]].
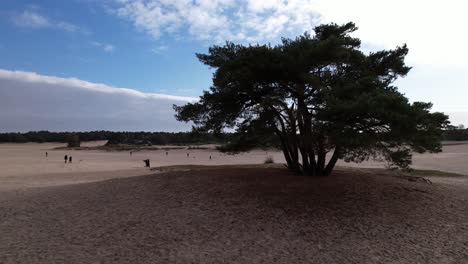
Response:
[[1, 141, 468, 190], [0, 142, 285, 190], [343, 142, 468, 176], [0, 142, 467, 263], [0, 167, 467, 263]]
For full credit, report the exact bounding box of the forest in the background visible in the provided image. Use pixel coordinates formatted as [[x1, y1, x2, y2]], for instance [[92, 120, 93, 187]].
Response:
[[0, 131, 233, 145], [0, 128, 466, 146], [443, 127, 468, 141]]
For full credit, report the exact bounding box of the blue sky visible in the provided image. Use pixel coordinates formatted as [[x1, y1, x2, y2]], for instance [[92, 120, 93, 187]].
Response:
[[0, 0, 467, 131], [0, 0, 214, 97]]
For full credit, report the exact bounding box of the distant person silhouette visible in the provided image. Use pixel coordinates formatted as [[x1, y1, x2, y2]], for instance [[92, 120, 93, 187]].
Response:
[[187, 153, 189, 157], [64, 155, 68, 163], [130, 151, 133, 156], [209, 155, 212, 160], [45, 152, 48, 157], [143, 159, 150, 167], [69, 156, 72, 163], [166, 151, 168, 156]]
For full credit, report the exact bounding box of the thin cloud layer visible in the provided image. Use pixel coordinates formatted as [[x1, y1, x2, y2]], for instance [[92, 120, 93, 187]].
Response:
[[13, 10, 79, 32], [91, 41, 116, 53], [0, 69, 196, 132]]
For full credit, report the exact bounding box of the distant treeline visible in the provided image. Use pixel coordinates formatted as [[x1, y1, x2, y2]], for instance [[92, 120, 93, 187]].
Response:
[[0, 131, 235, 145], [443, 128, 468, 141], [2, 129, 467, 145]]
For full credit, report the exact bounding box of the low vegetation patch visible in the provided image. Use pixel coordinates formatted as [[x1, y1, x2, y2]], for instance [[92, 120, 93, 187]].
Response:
[[400, 169, 464, 178], [152, 164, 465, 180], [187, 146, 210, 150], [264, 156, 275, 164], [151, 163, 284, 173]]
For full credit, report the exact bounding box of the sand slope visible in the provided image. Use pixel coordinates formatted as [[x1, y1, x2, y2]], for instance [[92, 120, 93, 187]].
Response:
[[0, 142, 284, 190], [2, 142, 468, 191], [0, 168, 467, 263], [1, 142, 467, 263]]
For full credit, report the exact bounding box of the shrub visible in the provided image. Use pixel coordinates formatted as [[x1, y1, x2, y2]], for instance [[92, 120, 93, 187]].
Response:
[[264, 156, 274, 164], [67, 133, 81, 148]]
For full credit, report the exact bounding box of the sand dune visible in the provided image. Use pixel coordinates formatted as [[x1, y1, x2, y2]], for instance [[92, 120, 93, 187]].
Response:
[[1, 142, 468, 190], [0, 167, 466, 263], [0, 142, 284, 190], [0, 143, 467, 263]]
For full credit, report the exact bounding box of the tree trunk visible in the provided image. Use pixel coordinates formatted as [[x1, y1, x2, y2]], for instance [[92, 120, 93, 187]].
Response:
[[282, 138, 340, 177], [316, 137, 326, 175], [279, 135, 301, 174], [299, 146, 310, 174], [324, 147, 341, 176]]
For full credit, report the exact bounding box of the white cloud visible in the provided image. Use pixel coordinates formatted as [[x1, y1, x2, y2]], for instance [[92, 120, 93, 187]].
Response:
[[13, 11, 50, 28], [445, 112, 468, 127], [91, 41, 115, 52], [13, 10, 80, 33], [311, 0, 468, 67], [112, 0, 320, 43], [151, 45, 168, 54], [103, 44, 115, 52], [56, 21, 79, 32], [0, 69, 196, 132], [110, 0, 468, 67]]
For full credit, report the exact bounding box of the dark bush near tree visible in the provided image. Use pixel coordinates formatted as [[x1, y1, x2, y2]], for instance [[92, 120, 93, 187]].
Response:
[[174, 22, 450, 176], [264, 156, 275, 164], [66, 133, 81, 148]]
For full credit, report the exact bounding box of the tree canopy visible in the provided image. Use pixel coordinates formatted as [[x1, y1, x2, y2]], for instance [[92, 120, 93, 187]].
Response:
[[174, 22, 450, 176]]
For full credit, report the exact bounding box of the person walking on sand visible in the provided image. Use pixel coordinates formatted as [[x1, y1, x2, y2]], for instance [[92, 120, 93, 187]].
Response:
[[45, 152, 48, 158], [64, 155, 68, 163], [187, 153, 189, 158], [69, 156, 72, 163]]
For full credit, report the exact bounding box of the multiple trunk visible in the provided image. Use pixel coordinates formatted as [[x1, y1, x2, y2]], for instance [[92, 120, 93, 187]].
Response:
[[269, 84, 340, 177], [277, 133, 340, 176]]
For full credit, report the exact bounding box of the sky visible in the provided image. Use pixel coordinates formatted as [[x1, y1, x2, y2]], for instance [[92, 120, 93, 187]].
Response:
[[0, 0, 467, 131]]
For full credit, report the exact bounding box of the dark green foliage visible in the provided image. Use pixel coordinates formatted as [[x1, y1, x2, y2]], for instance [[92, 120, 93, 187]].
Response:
[[216, 120, 280, 153], [174, 22, 450, 176], [66, 133, 81, 148], [0, 131, 235, 145], [104, 131, 232, 145], [443, 126, 468, 141], [0, 131, 112, 143]]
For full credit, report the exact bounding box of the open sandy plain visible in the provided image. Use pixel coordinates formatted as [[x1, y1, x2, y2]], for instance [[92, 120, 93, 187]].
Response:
[[0, 142, 467, 263], [0, 141, 286, 190], [1, 141, 468, 190]]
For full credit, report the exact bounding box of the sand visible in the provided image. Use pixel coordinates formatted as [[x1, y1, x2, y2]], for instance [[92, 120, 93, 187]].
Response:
[[1, 141, 468, 190], [342, 142, 468, 176], [0, 167, 467, 263], [0, 142, 467, 263], [0, 142, 285, 190]]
